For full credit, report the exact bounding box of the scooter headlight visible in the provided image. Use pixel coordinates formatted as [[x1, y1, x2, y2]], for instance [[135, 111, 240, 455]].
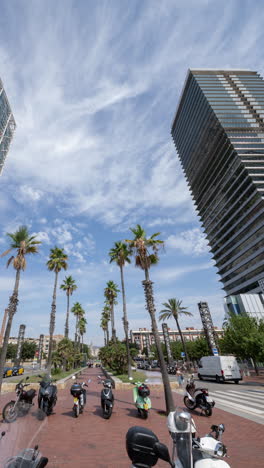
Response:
[[215, 442, 227, 457]]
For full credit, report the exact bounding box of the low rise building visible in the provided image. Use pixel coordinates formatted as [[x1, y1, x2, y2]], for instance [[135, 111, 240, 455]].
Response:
[[130, 327, 224, 353]]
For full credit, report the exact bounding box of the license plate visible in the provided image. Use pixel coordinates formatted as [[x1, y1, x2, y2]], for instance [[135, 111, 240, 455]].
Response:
[[144, 403, 149, 410], [74, 397, 78, 403]]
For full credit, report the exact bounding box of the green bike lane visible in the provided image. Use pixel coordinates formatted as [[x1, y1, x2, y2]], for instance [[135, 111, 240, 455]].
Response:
[[0, 367, 262, 467]]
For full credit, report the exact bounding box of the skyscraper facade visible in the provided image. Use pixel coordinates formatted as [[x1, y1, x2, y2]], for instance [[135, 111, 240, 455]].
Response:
[[171, 69, 264, 296], [0, 76, 16, 175]]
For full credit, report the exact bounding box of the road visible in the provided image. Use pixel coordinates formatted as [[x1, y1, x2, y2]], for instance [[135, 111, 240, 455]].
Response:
[[143, 369, 264, 425], [4, 367, 41, 382]]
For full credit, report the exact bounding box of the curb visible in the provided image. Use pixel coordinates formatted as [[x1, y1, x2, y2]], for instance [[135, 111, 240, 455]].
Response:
[[101, 367, 179, 391]]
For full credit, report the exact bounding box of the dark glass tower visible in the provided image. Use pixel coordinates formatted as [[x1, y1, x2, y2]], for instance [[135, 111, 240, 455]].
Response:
[[0, 76, 16, 175], [171, 69, 264, 296]]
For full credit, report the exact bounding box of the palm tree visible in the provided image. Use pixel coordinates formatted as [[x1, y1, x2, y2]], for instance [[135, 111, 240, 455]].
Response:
[[109, 241, 132, 377], [0, 226, 41, 392], [100, 316, 108, 345], [78, 316, 87, 352], [104, 281, 120, 342], [101, 305, 110, 345], [46, 246, 68, 371], [60, 275, 77, 339], [71, 302, 84, 349], [126, 224, 174, 414], [159, 298, 192, 363]]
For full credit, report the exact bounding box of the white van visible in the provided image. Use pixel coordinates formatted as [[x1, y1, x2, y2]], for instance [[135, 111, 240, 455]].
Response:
[[197, 355, 242, 384]]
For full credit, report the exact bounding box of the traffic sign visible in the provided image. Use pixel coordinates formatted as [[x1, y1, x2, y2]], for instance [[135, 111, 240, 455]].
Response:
[[212, 348, 219, 355], [181, 352, 185, 357]]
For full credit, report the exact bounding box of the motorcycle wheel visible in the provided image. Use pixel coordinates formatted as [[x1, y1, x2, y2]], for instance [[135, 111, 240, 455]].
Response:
[[2, 402, 18, 423], [204, 405, 212, 417], [103, 405, 112, 419], [138, 408, 148, 419], [74, 405, 79, 418], [184, 396, 196, 410]]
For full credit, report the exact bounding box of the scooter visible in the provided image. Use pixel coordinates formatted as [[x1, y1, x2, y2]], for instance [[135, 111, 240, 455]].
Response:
[[126, 408, 230, 467], [38, 374, 57, 417], [98, 375, 115, 419], [184, 377, 215, 417], [130, 379, 151, 419], [0, 432, 48, 467], [2, 376, 37, 423], [70, 376, 91, 418]]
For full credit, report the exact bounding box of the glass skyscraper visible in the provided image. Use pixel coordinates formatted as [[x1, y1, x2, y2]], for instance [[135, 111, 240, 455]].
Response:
[[0, 76, 16, 175], [171, 69, 264, 296]]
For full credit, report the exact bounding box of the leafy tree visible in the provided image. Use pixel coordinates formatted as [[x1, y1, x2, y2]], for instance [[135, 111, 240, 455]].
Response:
[[219, 315, 264, 375], [159, 298, 192, 362], [5, 343, 17, 360], [0, 226, 41, 392], [54, 338, 74, 371], [186, 338, 210, 361], [109, 241, 132, 377], [60, 275, 77, 338], [126, 224, 174, 414], [99, 340, 129, 374], [21, 341, 37, 360], [104, 281, 120, 342], [46, 247, 68, 371]]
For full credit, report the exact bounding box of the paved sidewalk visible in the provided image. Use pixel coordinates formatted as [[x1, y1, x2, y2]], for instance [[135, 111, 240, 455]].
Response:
[[0, 367, 262, 467]]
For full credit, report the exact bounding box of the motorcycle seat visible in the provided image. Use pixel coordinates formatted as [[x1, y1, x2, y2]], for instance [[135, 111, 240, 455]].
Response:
[[26, 389, 36, 398]]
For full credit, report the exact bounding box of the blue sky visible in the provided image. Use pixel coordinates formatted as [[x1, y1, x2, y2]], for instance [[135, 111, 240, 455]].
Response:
[[0, 0, 263, 346]]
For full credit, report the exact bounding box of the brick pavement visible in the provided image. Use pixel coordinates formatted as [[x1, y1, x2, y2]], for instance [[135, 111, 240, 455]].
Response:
[[0, 367, 263, 467]]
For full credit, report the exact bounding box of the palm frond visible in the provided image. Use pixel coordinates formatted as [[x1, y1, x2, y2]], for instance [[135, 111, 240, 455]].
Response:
[[1, 248, 13, 258], [159, 311, 172, 321], [6, 256, 14, 268]]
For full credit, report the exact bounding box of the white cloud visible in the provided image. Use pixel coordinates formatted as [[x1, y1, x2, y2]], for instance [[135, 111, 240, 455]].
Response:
[[166, 228, 209, 256], [19, 185, 43, 202], [152, 262, 212, 282], [33, 231, 51, 244]]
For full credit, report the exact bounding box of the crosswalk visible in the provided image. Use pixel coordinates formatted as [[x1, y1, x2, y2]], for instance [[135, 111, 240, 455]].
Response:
[[209, 388, 264, 422]]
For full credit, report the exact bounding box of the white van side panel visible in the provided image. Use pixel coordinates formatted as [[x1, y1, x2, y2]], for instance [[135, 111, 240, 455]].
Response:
[[198, 355, 242, 381]]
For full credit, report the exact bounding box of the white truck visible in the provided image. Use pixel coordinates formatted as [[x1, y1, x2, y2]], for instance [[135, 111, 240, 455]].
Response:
[[197, 355, 242, 384]]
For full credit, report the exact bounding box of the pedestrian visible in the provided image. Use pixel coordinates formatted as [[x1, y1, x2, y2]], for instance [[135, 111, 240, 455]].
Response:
[[177, 370, 184, 387]]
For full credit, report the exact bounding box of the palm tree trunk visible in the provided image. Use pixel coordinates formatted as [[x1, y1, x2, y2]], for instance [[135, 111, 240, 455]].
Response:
[[74, 316, 78, 349], [81, 335, 83, 353], [110, 302, 117, 342], [175, 316, 189, 363], [64, 293, 70, 338], [120, 264, 132, 378], [106, 323, 109, 345], [103, 330, 106, 346], [47, 270, 58, 371], [142, 268, 174, 415], [0, 269, 20, 393]]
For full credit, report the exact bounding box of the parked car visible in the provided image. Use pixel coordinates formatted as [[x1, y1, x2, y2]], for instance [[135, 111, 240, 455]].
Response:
[[3, 367, 13, 378], [12, 365, 24, 376], [151, 360, 159, 369]]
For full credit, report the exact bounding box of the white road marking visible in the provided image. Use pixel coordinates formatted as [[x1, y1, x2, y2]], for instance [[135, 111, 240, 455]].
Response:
[[210, 393, 264, 415]]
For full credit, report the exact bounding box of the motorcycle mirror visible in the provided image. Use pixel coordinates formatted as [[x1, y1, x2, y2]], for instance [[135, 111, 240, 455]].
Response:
[[34, 445, 39, 451], [38, 375, 42, 378], [1, 431, 6, 436], [154, 442, 172, 465], [218, 424, 225, 433], [26, 376, 29, 381]]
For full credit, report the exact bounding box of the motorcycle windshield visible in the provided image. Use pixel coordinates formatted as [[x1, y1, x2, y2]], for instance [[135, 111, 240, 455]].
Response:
[[0, 405, 47, 467], [168, 408, 193, 468]]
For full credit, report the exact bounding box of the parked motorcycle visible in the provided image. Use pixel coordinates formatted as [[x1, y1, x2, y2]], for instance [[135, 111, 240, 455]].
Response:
[[38, 374, 57, 417], [98, 375, 115, 419], [2, 376, 37, 423], [184, 377, 215, 416], [70, 376, 91, 418], [126, 408, 230, 467], [130, 378, 151, 419]]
